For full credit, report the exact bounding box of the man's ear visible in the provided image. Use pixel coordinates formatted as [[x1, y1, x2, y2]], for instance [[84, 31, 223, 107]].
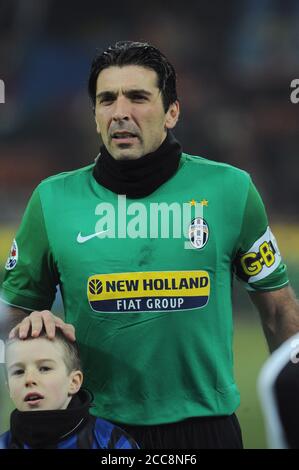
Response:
[[165, 100, 180, 130], [68, 370, 83, 396]]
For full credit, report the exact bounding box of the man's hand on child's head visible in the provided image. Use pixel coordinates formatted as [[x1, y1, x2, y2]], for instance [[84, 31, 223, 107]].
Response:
[[8, 310, 76, 341]]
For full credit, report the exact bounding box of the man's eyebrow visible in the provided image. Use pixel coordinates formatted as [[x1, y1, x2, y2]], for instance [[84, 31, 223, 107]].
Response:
[[96, 91, 116, 100], [96, 89, 152, 99], [124, 89, 152, 97]]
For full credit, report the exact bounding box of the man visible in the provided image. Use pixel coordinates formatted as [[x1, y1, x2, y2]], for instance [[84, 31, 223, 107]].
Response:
[[1, 41, 299, 449]]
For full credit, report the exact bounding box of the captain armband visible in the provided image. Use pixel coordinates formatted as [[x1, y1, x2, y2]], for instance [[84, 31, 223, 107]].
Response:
[[234, 227, 282, 284]]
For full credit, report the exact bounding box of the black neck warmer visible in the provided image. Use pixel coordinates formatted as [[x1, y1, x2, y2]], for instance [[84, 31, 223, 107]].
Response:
[[10, 389, 91, 449], [93, 131, 182, 198]]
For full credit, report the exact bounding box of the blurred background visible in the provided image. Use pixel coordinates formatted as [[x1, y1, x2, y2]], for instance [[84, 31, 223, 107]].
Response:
[[0, 0, 298, 448]]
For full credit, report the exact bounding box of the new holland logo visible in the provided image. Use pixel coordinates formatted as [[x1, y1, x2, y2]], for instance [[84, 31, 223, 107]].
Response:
[[88, 279, 103, 295], [188, 217, 209, 249], [87, 271, 210, 313]]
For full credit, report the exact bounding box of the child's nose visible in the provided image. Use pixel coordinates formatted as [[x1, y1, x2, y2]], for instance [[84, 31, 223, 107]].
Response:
[[25, 369, 38, 386]]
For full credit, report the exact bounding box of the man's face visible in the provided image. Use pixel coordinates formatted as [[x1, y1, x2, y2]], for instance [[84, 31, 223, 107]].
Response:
[[94, 65, 179, 160], [6, 337, 82, 411]]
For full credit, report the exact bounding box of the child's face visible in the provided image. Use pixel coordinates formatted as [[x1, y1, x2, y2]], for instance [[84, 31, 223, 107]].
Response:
[[6, 337, 82, 411]]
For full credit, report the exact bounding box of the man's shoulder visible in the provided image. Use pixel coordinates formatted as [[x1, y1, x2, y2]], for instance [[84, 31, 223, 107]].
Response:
[[182, 152, 250, 180], [37, 163, 95, 191]]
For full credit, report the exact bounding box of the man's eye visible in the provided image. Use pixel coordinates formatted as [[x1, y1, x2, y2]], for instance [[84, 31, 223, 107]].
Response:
[[132, 95, 147, 101], [99, 97, 114, 105]]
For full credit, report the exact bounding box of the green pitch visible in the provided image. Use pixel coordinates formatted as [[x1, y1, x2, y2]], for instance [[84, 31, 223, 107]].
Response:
[[234, 318, 268, 448]]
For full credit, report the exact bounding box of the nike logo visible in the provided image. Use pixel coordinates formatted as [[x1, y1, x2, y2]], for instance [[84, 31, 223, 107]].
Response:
[[77, 229, 109, 243]]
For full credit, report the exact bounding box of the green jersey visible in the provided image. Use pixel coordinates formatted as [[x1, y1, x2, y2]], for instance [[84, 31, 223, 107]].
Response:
[[1, 154, 288, 425]]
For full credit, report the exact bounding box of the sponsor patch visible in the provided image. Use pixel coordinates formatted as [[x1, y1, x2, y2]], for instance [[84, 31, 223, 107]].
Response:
[[87, 270, 210, 313], [235, 227, 281, 283], [188, 217, 209, 249], [5, 239, 18, 270]]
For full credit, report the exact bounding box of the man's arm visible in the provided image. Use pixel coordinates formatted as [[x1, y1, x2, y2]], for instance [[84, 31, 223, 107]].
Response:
[[249, 286, 299, 352], [0, 303, 75, 341], [0, 304, 27, 339]]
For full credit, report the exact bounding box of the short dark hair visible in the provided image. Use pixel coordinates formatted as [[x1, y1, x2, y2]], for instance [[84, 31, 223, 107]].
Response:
[[88, 40, 178, 112], [5, 328, 82, 374]]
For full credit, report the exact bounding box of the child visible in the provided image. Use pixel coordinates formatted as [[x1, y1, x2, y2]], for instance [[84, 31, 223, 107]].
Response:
[[0, 328, 139, 449]]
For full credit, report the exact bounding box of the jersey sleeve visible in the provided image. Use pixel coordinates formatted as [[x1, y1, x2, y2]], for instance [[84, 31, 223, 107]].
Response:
[[233, 178, 289, 291], [1, 187, 58, 311]]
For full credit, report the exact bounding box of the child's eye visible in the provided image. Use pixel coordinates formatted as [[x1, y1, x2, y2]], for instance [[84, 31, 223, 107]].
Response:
[[12, 369, 24, 376], [40, 366, 51, 372]]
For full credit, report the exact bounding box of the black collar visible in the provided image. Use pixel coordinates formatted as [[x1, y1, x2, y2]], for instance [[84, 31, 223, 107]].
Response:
[[93, 131, 182, 198], [10, 389, 92, 449]]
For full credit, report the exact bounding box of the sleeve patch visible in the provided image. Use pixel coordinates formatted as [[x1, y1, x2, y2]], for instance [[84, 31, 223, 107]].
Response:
[[5, 239, 18, 271], [234, 227, 281, 283]]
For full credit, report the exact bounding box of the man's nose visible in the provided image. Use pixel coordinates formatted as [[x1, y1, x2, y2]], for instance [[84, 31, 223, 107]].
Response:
[[112, 97, 130, 121]]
